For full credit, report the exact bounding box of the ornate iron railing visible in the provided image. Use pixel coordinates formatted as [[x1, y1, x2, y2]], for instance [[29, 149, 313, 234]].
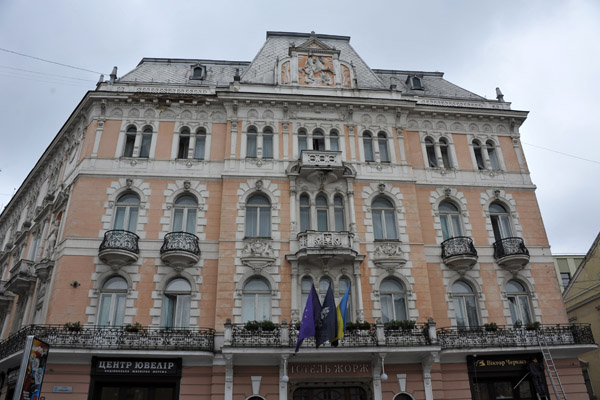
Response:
[[297, 231, 353, 249], [289, 326, 378, 349], [160, 232, 200, 256], [437, 324, 595, 349], [301, 150, 343, 168], [231, 324, 282, 347], [493, 237, 529, 260], [99, 230, 139, 254], [384, 325, 431, 347], [441, 236, 477, 260], [0, 325, 214, 359]]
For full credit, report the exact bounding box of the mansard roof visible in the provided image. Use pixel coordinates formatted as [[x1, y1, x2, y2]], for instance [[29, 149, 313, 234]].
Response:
[[116, 31, 487, 101]]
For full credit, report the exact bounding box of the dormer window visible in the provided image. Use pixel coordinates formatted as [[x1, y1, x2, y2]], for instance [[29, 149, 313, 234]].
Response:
[[190, 65, 206, 80], [408, 75, 423, 90]]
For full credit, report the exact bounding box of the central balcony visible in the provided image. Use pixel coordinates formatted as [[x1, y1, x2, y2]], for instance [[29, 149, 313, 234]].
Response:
[[5, 259, 36, 295], [295, 230, 357, 264], [160, 232, 201, 271], [441, 236, 478, 273], [493, 237, 530, 273], [98, 230, 139, 268], [300, 150, 343, 169]]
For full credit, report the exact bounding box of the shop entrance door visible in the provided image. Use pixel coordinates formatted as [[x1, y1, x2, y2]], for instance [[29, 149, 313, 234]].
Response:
[[473, 378, 537, 400], [95, 383, 176, 400], [293, 386, 368, 400]]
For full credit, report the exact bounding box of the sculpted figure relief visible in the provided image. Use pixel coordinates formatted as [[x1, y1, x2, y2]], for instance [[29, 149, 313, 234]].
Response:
[[299, 55, 334, 86]]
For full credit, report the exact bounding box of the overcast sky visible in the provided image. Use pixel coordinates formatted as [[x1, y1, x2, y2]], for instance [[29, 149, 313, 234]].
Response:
[[0, 0, 598, 254]]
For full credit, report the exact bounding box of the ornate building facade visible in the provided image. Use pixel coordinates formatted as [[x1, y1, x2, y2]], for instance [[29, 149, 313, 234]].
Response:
[[0, 31, 595, 400]]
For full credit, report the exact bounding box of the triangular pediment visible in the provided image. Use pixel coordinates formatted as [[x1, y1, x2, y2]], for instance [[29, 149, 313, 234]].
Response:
[[296, 35, 333, 51]]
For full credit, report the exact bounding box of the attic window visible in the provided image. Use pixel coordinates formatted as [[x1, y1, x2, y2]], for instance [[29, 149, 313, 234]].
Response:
[[190, 65, 206, 80], [410, 76, 423, 90]]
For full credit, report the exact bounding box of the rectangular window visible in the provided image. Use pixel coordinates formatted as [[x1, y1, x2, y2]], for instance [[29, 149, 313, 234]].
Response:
[[245, 208, 258, 237], [263, 135, 273, 158], [194, 136, 205, 159], [300, 208, 310, 232], [124, 135, 135, 157], [381, 294, 393, 323], [317, 210, 328, 231], [334, 208, 345, 232], [247, 135, 257, 158], [139, 134, 152, 158], [560, 272, 571, 288]]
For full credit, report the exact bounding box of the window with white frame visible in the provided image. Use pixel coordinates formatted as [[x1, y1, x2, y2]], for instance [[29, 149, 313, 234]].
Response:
[[318, 276, 332, 303], [194, 129, 206, 160], [301, 276, 313, 308], [338, 276, 352, 321], [298, 128, 308, 154], [177, 127, 207, 160], [98, 276, 127, 326], [425, 137, 437, 167], [313, 130, 325, 151], [472, 138, 503, 171], [380, 278, 407, 323], [333, 194, 345, 232], [489, 202, 513, 241], [177, 129, 191, 159], [245, 194, 271, 238], [298, 193, 347, 233], [330, 130, 340, 151], [486, 140, 500, 170], [246, 126, 275, 159], [242, 277, 271, 322], [439, 201, 463, 240], [299, 194, 311, 232], [173, 194, 197, 234], [378, 132, 390, 163], [371, 197, 398, 240], [472, 140, 485, 170], [161, 278, 191, 328], [439, 138, 452, 168], [113, 192, 140, 232], [123, 126, 136, 157], [139, 127, 152, 158], [262, 127, 273, 159], [506, 280, 532, 327], [452, 280, 479, 329], [315, 193, 329, 232], [247, 126, 258, 158], [363, 132, 374, 162], [425, 136, 453, 169]]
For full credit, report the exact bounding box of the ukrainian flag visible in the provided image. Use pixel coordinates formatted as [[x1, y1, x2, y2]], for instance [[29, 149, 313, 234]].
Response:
[[331, 283, 350, 342]]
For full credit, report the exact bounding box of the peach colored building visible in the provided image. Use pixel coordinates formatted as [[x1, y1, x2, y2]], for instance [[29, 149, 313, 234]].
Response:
[[0, 31, 596, 400]]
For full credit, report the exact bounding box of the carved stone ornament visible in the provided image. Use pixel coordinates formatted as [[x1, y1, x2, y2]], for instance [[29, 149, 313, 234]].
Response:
[[126, 178, 134, 188], [494, 189, 501, 199], [378, 183, 386, 193], [183, 180, 191, 190], [444, 188, 452, 198], [241, 239, 275, 273], [255, 180, 263, 191], [373, 242, 407, 271]]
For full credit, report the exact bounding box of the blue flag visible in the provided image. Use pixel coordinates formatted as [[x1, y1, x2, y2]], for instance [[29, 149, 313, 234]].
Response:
[[316, 284, 338, 347], [332, 282, 351, 342], [295, 284, 321, 352]]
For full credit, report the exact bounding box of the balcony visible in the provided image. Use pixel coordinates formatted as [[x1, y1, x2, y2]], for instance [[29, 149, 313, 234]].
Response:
[[0, 325, 215, 360], [372, 241, 407, 271], [300, 150, 343, 169], [5, 259, 36, 295], [437, 324, 595, 349], [0, 281, 15, 313], [98, 230, 139, 268], [160, 232, 200, 271], [493, 237, 530, 273], [441, 236, 478, 273], [295, 230, 356, 264]]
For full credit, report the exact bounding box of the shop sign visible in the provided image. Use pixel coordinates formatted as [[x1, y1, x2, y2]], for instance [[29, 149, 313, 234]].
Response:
[[468, 354, 538, 372], [53, 386, 73, 393], [92, 357, 181, 377], [289, 362, 371, 377]]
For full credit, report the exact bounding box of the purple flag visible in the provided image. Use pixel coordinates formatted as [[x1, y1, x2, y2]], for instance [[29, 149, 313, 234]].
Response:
[[295, 284, 322, 352]]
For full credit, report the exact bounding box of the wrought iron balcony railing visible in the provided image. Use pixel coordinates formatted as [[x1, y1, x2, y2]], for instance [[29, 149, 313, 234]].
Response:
[[493, 237, 529, 260], [300, 150, 343, 168], [297, 230, 353, 249], [0, 325, 214, 360], [441, 236, 477, 260], [437, 324, 595, 349], [290, 325, 378, 349], [160, 232, 200, 256], [383, 324, 431, 347], [99, 230, 139, 254], [231, 324, 282, 347]]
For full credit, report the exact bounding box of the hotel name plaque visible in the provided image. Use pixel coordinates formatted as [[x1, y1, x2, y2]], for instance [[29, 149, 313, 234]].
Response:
[[289, 362, 371, 377]]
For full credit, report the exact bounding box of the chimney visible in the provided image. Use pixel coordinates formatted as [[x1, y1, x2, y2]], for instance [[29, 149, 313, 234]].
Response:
[[109, 66, 118, 84], [496, 87, 505, 102]]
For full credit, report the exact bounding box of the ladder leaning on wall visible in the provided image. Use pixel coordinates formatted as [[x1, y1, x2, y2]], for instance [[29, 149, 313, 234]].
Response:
[[538, 332, 567, 400]]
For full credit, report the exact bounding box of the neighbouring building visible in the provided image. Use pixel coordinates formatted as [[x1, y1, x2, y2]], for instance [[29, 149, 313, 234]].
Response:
[[563, 232, 600, 399], [553, 254, 585, 292], [0, 31, 596, 400]]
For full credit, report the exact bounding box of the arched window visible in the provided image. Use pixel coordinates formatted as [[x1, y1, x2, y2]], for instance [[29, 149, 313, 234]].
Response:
[[245, 194, 271, 238], [425, 137, 437, 167], [299, 194, 311, 232], [411, 76, 422, 90], [439, 201, 463, 240], [372, 197, 398, 240], [301, 277, 313, 309], [363, 132, 374, 162], [114, 193, 140, 232], [334, 195, 345, 232], [246, 127, 258, 158], [452, 281, 479, 329], [339, 276, 352, 321], [173, 195, 198, 234], [192, 66, 204, 79], [440, 138, 451, 168], [330, 131, 339, 151], [394, 394, 415, 400], [298, 129, 308, 154], [378, 132, 390, 163], [123, 126, 136, 157], [490, 202, 513, 241], [313, 130, 325, 151], [139, 127, 152, 158], [162, 278, 191, 328], [263, 127, 273, 159], [487, 140, 500, 170], [316, 194, 328, 232], [472, 140, 485, 170], [380, 279, 407, 323], [318, 277, 332, 303], [506, 280, 532, 326], [194, 128, 206, 160], [178, 129, 191, 159], [242, 277, 271, 322], [98, 276, 127, 326]]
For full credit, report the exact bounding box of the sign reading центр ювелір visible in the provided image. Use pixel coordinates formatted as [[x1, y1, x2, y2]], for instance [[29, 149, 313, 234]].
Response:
[[92, 357, 181, 377]]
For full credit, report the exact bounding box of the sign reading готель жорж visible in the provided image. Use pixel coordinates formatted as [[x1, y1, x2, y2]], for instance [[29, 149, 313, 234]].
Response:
[[91, 357, 181, 377]]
